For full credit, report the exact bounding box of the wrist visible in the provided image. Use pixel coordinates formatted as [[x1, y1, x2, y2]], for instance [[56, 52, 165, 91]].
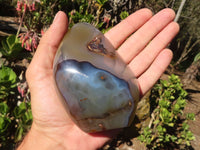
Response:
[[17, 123, 66, 150]]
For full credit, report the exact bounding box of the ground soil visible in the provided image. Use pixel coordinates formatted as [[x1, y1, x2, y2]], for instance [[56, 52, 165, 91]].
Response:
[[1, 16, 200, 150], [182, 79, 200, 149]]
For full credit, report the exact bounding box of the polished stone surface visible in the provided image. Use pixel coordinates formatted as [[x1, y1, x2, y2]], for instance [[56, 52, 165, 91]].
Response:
[[53, 23, 139, 133]]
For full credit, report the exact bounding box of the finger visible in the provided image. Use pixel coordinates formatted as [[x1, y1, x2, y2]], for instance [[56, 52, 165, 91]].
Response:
[[117, 8, 175, 63], [39, 11, 68, 52], [25, 12, 70, 123], [26, 11, 68, 86], [30, 11, 68, 72], [129, 22, 179, 77], [138, 49, 173, 95], [105, 8, 152, 49]]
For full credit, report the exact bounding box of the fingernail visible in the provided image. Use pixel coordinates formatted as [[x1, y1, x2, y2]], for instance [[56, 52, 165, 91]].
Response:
[[53, 11, 61, 23]]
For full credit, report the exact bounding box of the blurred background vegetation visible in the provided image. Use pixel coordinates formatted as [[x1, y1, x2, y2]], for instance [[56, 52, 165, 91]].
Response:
[[0, 0, 199, 149]]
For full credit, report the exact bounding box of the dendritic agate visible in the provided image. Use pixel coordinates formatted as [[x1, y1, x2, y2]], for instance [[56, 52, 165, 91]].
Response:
[[53, 23, 139, 133]]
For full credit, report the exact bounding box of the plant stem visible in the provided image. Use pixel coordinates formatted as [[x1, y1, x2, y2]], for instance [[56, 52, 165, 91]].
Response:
[[16, 9, 26, 39], [175, 37, 200, 66], [95, 5, 103, 27], [174, 0, 186, 22]]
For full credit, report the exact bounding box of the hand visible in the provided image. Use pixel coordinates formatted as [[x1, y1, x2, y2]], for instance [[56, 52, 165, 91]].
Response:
[[18, 8, 179, 150]]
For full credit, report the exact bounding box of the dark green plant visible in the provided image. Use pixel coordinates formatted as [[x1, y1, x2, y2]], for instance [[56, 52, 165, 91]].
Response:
[[68, 0, 103, 28], [120, 11, 129, 20], [0, 100, 32, 149], [96, 0, 108, 5], [138, 74, 195, 149], [13, 101, 32, 142], [68, 9, 95, 26], [194, 52, 200, 62], [0, 66, 17, 100], [0, 102, 11, 143], [0, 35, 23, 59]]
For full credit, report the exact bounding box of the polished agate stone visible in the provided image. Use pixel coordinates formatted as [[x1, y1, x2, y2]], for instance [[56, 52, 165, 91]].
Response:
[[53, 23, 139, 133]]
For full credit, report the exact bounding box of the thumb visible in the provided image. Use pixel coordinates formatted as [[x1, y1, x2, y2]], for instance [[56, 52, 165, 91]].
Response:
[[26, 11, 68, 85]]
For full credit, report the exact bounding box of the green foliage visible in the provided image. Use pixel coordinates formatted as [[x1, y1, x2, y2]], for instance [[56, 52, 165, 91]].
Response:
[[0, 101, 13, 149], [120, 11, 129, 20], [138, 74, 195, 149], [69, 9, 95, 26], [20, 0, 109, 33], [194, 52, 200, 62], [186, 113, 195, 121], [179, 121, 195, 146], [96, 0, 108, 5], [0, 66, 17, 100], [0, 101, 32, 148], [138, 127, 152, 145], [0, 66, 17, 147], [0, 35, 23, 59], [22, 0, 56, 31], [68, 0, 107, 28], [0, 102, 11, 138], [18, 0, 72, 32], [13, 102, 32, 142], [0, 65, 32, 148]]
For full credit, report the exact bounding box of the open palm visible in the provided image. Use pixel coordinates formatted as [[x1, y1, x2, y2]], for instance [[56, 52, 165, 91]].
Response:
[[18, 8, 179, 150]]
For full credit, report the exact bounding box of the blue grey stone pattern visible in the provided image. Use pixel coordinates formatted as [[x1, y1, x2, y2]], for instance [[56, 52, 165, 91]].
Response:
[[55, 59, 134, 120]]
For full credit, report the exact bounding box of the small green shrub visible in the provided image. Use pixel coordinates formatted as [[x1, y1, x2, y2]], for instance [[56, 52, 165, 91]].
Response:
[[138, 74, 195, 149], [0, 101, 32, 149], [194, 52, 200, 62], [0, 102, 11, 142], [120, 11, 129, 20], [68, 0, 107, 28], [13, 101, 32, 142], [0, 66, 17, 100], [0, 35, 23, 59], [0, 66, 32, 149]]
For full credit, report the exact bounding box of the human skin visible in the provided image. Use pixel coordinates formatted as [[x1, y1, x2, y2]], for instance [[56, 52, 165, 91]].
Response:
[[17, 8, 179, 150]]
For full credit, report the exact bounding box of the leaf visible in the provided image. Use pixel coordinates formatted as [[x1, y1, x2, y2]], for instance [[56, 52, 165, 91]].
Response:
[[186, 113, 195, 121], [96, 22, 104, 29], [170, 135, 177, 142], [165, 134, 170, 142], [194, 52, 200, 62], [153, 119, 160, 125], [159, 99, 171, 108], [0, 67, 17, 85], [173, 103, 180, 114], [0, 116, 11, 133], [14, 102, 27, 117], [176, 97, 186, 109], [10, 42, 23, 56], [96, 0, 108, 5], [1, 38, 9, 52], [0, 67, 17, 100], [160, 108, 173, 123], [182, 122, 189, 130], [24, 110, 33, 125], [6, 35, 16, 49], [120, 11, 129, 20], [168, 122, 174, 127], [0, 117, 5, 130], [160, 80, 168, 87], [0, 35, 23, 58], [0, 102, 9, 114], [15, 126, 24, 142]]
